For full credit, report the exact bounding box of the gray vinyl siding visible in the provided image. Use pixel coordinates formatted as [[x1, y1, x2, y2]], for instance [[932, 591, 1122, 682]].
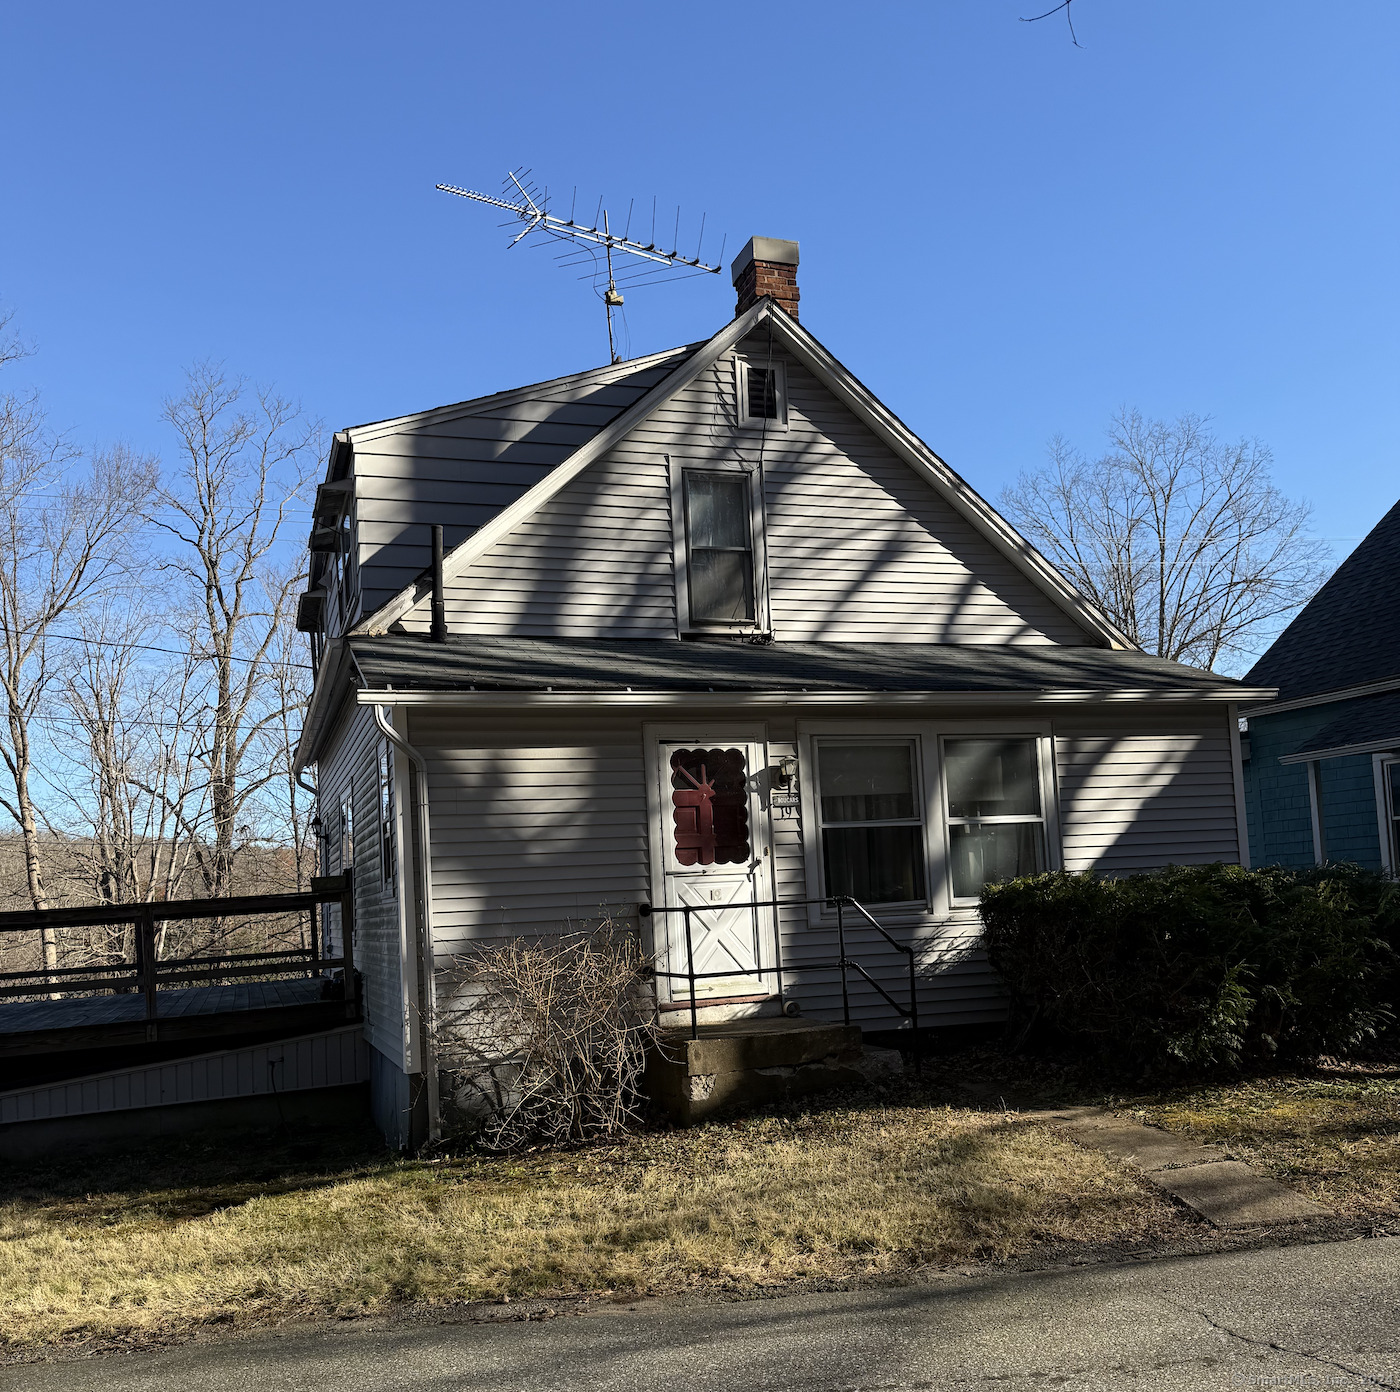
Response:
[[315, 701, 406, 1066], [1054, 712, 1242, 871], [410, 709, 650, 952], [344, 356, 689, 625], [397, 339, 1094, 645]]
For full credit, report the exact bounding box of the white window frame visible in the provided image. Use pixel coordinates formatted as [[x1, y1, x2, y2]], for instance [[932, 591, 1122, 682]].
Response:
[[734, 355, 788, 430], [940, 734, 1055, 907], [338, 784, 355, 873], [808, 735, 930, 914], [797, 721, 1061, 922], [1374, 752, 1400, 875], [668, 455, 769, 635], [376, 739, 397, 891]]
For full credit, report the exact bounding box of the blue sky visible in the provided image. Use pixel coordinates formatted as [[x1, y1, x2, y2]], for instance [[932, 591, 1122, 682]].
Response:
[[2, 1, 1396, 560]]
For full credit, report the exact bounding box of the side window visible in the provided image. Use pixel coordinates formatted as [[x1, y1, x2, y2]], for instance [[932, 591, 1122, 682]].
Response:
[[684, 470, 756, 627], [943, 738, 1046, 902], [377, 741, 396, 891], [815, 740, 926, 905], [338, 786, 355, 873], [1385, 759, 1400, 869]]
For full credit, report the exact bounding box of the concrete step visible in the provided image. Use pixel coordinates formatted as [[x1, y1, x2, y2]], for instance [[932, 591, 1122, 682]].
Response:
[[645, 1018, 889, 1124]]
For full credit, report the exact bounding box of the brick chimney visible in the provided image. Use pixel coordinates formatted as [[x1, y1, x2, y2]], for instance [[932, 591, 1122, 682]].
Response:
[[731, 237, 800, 320]]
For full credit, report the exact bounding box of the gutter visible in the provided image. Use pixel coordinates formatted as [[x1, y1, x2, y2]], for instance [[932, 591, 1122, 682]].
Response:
[[1240, 676, 1400, 719], [371, 703, 441, 1145], [353, 687, 1274, 709]]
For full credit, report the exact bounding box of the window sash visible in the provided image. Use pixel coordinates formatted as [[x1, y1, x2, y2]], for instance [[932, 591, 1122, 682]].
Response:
[[684, 471, 755, 626], [942, 736, 1046, 902], [814, 738, 926, 906]]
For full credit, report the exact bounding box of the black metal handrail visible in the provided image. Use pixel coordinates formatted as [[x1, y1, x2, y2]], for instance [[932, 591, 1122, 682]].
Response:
[[637, 895, 921, 1068], [0, 873, 357, 1021]]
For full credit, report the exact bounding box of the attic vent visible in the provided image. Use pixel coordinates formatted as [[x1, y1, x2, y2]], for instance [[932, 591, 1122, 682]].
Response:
[[736, 358, 787, 428], [747, 367, 778, 420]]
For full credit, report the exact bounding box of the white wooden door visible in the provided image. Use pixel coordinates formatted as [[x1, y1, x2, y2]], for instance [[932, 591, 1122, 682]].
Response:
[[657, 741, 775, 1001]]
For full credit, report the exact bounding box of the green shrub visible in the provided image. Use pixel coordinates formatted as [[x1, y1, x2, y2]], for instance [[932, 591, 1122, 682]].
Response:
[[980, 862, 1398, 1079]]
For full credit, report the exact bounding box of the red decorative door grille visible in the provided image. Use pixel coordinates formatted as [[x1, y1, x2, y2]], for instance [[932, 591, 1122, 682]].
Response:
[[670, 747, 750, 866]]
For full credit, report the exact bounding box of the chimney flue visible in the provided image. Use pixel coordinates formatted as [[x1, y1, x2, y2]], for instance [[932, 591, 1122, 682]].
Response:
[[429, 524, 447, 643], [731, 237, 800, 320]]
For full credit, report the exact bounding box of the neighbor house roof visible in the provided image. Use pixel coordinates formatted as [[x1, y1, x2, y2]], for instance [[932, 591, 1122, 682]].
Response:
[[345, 634, 1271, 703], [1279, 691, 1400, 764], [1244, 497, 1400, 706]]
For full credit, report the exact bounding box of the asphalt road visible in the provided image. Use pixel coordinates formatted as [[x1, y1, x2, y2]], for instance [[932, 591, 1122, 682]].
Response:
[[8, 1235, 1400, 1392]]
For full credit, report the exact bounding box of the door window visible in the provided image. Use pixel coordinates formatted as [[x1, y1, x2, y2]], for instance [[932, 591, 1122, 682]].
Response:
[[670, 747, 750, 866], [943, 738, 1045, 901], [815, 740, 926, 904]]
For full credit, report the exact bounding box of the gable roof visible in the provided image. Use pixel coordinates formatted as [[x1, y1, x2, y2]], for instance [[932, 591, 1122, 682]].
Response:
[[1244, 497, 1400, 706], [347, 300, 1136, 651]]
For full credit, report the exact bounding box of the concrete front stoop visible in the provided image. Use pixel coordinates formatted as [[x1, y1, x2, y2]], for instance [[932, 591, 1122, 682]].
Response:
[[645, 1018, 901, 1124]]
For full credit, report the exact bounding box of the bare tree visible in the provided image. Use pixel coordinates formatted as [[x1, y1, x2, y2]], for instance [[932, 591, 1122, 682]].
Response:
[[0, 410, 156, 969], [1000, 409, 1330, 673], [152, 364, 318, 898]]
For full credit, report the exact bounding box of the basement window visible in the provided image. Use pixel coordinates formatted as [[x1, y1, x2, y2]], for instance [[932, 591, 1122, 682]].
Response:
[[736, 357, 787, 428]]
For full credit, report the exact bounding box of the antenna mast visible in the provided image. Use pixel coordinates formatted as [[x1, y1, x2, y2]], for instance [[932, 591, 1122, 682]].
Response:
[[437, 170, 725, 364]]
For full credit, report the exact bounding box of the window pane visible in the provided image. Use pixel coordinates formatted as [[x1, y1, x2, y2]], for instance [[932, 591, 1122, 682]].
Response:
[[686, 473, 749, 549], [689, 550, 754, 623], [944, 738, 1040, 819], [746, 366, 778, 420], [949, 823, 1043, 899], [823, 825, 925, 904], [670, 747, 750, 867], [819, 743, 917, 823]]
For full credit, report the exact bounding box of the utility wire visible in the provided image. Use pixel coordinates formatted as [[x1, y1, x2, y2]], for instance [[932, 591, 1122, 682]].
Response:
[[0, 628, 313, 670]]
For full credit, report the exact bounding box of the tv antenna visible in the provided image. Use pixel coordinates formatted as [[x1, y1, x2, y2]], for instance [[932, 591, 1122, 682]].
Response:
[[437, 169, 726, 364]]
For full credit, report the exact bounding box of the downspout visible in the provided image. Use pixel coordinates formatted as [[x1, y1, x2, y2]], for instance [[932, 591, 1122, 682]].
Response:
[[372, 702, 442, 1143]]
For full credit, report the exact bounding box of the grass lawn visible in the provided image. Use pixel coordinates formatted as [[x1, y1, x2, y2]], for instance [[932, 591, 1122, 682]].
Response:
[[1125, 1062, 1400, 1221], [0, 1088, 1179, 1354]]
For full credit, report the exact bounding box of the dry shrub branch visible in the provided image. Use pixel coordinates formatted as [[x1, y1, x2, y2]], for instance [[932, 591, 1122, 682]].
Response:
[[436, 926, 658, 1150]]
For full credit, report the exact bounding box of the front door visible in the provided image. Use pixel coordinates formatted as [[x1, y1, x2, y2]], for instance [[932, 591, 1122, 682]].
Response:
[[656, 741, 775, 1002]]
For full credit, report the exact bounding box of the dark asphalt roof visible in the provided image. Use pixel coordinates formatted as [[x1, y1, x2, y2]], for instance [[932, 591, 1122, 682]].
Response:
[[349, 635, 1264, 697], [1292, 691, 1400, 758], [1244, 497, 1400, 704]]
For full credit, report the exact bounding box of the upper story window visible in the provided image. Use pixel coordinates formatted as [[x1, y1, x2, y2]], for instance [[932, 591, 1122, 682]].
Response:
[[735, 357, 787, 428], [943, 738, 1046, 902], [684, 470, 756, 627], [815, 739, 927, 905]]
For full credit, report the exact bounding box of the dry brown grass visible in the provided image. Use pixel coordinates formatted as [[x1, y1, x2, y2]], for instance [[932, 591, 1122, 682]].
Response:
[[1129, 1065, 1400, 1220], [0, 1096, 1175, 1351]]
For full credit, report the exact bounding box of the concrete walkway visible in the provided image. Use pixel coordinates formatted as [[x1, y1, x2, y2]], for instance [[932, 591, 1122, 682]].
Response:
[[1029, 1104, 1333, 1227], [8, 1236, 1398, 1391]]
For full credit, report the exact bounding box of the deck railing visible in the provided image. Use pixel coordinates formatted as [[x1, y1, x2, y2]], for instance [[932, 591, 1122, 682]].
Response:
[[0, 874, 356, 1021], [637, 894, 920, 1067]]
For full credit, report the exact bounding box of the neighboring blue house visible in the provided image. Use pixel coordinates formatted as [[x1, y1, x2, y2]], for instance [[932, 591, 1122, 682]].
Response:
[[1241, 498, 1400, 872]]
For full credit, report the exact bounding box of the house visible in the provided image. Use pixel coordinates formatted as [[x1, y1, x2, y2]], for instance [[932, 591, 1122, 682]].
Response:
[[1240, 497, 1400, 871], [293, 237, 1271, 1148]]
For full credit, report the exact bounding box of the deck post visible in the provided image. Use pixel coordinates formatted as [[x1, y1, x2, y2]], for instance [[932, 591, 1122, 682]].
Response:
[[136, 906, 158, 1024]]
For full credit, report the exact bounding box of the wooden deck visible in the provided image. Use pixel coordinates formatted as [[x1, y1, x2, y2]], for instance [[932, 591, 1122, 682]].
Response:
[[0, 977, 355, 1057]]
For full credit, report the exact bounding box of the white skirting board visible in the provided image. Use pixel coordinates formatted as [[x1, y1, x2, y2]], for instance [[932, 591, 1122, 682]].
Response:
[[0, 1026, 369, 1125]]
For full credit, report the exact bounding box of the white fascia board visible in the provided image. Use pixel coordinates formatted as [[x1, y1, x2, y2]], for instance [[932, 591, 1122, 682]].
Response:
[[1279, 736, 1400, 765], [350, 305, 772, 636], [1240, 676, 1400, 719], [357, 687, 1259, 709], [292, 639, 358, 774], [756, 310, 1138, 652]]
